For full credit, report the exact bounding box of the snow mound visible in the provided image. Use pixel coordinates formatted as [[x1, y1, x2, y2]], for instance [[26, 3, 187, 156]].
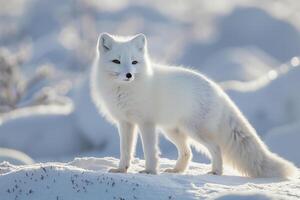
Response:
[[0, 148, 34, 165], [0, 104, 87, 159], [213, 191, 284, 200], [265, 122, 300, 166], [226, 64, 300, 134], [0, 157, 299, 200], [201, 47, 277, 82]]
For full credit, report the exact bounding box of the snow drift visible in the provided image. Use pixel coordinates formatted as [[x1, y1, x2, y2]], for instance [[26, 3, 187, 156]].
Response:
[[0, 157, 299, 200]]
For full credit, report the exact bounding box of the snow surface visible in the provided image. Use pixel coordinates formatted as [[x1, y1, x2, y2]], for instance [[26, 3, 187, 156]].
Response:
[[0, 157, 299, 200], [0, 0, 299, 164]]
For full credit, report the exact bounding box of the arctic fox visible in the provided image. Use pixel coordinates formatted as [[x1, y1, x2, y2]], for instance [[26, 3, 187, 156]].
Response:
[[91, 33, 297, 178]]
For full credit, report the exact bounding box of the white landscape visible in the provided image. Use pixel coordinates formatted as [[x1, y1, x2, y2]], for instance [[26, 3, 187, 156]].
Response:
[[1, 0, 300, 199], [0, 157, 299, 200]]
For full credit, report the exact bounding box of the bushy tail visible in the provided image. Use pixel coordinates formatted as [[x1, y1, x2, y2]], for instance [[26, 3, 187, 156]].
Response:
[[222, 109, 297, 179]]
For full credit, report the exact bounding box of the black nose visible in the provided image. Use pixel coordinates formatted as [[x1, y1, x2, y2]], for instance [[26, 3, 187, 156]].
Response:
[[126, 73, 132, 79]]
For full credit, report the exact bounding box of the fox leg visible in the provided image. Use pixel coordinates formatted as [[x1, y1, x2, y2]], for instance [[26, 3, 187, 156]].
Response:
[[182, 123, 223, 175], [138, 122, 159, 174], [163, 128, 192, 173], [202, 140, 223, 175], [109, 121, 137, 173]]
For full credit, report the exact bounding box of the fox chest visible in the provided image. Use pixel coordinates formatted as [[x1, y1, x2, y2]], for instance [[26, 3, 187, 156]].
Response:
[[102, 86, 147, 122]]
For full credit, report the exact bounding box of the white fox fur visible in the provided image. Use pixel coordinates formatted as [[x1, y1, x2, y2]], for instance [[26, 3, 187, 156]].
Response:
[[91, 33, 297, 178]]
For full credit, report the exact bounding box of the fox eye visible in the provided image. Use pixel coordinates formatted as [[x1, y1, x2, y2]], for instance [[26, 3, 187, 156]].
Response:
[[112, 59, 121, 64], [132, 60, 138, 65]]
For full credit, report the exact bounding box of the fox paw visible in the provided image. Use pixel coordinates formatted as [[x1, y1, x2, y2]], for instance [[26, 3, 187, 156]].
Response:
[[139, 169, 157, 174], [207, 170, 222, 175], [164, 168, 183, 173], [108, 168, 127, 173]]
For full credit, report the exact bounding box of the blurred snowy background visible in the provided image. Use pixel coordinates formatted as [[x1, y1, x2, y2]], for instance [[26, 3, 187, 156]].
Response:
[[0, 0, 299, 166]]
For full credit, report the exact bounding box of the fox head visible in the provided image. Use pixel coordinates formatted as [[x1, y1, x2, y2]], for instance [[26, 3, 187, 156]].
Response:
[[96, 33, 151, 83]]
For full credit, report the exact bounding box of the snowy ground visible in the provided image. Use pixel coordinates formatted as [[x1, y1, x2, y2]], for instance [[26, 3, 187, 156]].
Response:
[[0, 0, 300, 164], [1, 157, 299, 200]]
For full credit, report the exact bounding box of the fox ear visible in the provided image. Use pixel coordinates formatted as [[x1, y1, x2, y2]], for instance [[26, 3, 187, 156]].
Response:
[[97, 33, 114, 53], [131, 33, 147, 52]]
